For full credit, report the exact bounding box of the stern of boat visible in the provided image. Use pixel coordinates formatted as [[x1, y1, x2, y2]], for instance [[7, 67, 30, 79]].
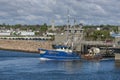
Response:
[[38, 48, 47, 54]]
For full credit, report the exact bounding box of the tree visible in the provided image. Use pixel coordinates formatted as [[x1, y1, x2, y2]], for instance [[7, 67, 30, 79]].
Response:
[[40, 23, 48, 32]]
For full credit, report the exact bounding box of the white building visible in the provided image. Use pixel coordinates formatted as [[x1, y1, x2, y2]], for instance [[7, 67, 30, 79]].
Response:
[[0, 32, 11, 36], [46, 32, 56, 36], [97, 27, 101, 31], [18, 31, 35, 36]]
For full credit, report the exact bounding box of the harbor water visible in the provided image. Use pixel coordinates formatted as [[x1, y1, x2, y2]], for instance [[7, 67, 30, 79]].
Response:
[[0, 50, 120, 80]]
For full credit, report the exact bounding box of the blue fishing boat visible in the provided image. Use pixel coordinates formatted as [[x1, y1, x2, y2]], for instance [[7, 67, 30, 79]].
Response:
[[38, 11, 83, 61], [38, 45, 81, 60]]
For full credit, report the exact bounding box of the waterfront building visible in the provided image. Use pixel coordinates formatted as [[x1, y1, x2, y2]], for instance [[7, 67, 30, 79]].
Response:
[[97, 27, 101, 31], [0, 30, 11, 36], [0, 32, 11, 36], [110, 28, 120, 60], [110, 27, 120, 47], [17, 31, 35, 36], [46, 32, 56, 36]]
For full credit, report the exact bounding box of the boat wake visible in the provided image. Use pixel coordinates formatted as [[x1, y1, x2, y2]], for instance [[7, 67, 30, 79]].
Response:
[[39, 58, 52, 61]]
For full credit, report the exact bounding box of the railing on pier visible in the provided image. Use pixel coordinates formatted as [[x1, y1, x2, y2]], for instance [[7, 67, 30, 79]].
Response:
[[0, 36, 52, 40], [81, 41, 114, 46]]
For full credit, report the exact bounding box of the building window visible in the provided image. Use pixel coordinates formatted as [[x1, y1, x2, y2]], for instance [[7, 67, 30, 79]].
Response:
[[80, 30, 83, 33], [69, 30, 71, 33], [117, 41, 120, 45], [74, 30, 77, 33]]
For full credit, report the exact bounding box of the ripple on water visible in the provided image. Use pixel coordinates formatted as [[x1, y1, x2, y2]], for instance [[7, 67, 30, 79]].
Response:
[[0, 50, 120, 80]]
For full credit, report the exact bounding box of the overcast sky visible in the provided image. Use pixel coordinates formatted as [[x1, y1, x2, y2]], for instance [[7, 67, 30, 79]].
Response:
[[0, 0, 120, 25]]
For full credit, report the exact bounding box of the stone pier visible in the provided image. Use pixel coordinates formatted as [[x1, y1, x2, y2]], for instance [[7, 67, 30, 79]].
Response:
[[0, 40, 52, 53], [115, 53, 120, 60]]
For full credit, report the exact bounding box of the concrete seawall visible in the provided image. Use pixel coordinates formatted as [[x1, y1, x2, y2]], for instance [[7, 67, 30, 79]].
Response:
[[115, 53, 120, 60], [0, 40, 52, 53]]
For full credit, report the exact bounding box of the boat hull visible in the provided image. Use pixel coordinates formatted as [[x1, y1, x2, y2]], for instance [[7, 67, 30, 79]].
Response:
[[82, 54, 102, 60], [38, 48, 81, 61], [40, 55, 80, 61]]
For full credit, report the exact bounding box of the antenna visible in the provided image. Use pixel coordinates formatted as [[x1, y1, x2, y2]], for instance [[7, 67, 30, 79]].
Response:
[[51, 19, 55, 31], [74, 18, 76, 28], [67, 9, 70, 27]]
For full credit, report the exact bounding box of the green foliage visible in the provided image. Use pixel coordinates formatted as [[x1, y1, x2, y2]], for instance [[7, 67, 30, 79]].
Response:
[[40, 23, 48, 32], [35, 32, 40, 36], [83, 24, 118, 41], [0, 23, 118, 41]]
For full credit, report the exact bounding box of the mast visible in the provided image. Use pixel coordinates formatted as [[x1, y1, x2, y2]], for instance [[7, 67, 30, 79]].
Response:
[[65, 9, 70, 45]]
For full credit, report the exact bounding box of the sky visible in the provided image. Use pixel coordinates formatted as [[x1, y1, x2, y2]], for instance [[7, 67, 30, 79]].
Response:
[[0, 0, 120, 25]]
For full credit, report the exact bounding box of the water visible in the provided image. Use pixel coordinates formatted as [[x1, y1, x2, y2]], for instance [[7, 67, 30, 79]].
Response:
[[0, 50, 120, 80]]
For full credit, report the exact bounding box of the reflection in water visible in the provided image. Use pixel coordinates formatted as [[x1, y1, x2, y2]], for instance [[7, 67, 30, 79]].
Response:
[[87, 61, 100, 72], [39, 60, 83, 74], [39, 60, 103, 74], [63, 61, 82, 74], [115, 60, 120, 68]]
